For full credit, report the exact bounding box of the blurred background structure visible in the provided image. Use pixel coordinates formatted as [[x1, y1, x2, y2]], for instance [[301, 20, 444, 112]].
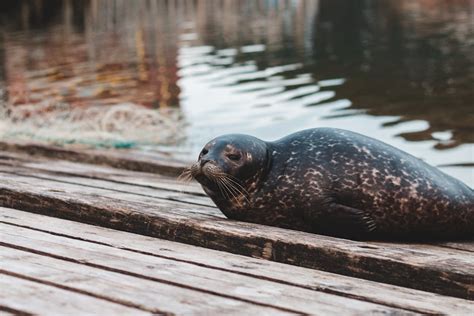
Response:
[[0, 0, 472, 185]]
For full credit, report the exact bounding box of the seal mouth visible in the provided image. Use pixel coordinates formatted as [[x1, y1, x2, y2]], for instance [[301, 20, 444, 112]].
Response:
[[177, 161, 222, 186], [178, 161, 250, 205], [192, 161, 224, 188], [199, 161, 223, 179]]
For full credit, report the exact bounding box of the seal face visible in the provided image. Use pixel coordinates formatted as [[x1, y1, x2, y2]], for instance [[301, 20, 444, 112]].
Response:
[[188, 128, 474, 240]]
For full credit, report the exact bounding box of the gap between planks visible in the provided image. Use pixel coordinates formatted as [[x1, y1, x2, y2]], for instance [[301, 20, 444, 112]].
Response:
[[0, 305, 34, 316], [0, 273, 153, 316], [0, 269, 167, 315], [0, 222, 411, 315], [0, 224, 417, 315], [1, 208, 473, 315], [0, 253, 295, 316]]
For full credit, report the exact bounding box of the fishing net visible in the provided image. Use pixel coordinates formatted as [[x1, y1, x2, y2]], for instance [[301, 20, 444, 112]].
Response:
[[0, 99, 185, 148]]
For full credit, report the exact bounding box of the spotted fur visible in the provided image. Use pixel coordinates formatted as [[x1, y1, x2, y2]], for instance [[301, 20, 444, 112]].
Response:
[[193, 128, 473, 240]]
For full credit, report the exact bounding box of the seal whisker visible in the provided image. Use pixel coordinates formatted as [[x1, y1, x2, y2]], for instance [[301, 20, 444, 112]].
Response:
[[210, 173, 238, 204], [177, 168, 193, 183], [176, 168, 195, 193], [221, 178, 250, 206], [220, 178, 243, 198], [219, 174, 250, 197], [219, 178, 243, 207], [214, 178, 230, 201], [227, 177, 251, 197], [218, 182, 231, 201], [226, 179, 250, 204]]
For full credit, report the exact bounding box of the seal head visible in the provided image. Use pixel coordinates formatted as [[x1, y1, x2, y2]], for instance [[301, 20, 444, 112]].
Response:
[[191, 134, 271, 213]]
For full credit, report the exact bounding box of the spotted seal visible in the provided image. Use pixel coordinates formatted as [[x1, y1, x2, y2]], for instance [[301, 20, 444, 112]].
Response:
[[182, 128, 473, 240]]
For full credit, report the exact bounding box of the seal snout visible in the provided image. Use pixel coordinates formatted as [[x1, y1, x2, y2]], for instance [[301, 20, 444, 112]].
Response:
[[200, 158, 211, 167], [189, 162, 201, 178], [201, 161, 223, 178], [190, 160, 223, 180]]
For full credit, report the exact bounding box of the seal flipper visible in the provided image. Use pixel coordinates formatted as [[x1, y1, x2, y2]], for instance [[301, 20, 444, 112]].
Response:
[[315, 203, 377, 239]]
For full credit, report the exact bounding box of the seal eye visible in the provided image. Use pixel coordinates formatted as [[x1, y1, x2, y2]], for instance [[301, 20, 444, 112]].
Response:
[[227, 153, 241, 161], [200, 148, 209, 157]]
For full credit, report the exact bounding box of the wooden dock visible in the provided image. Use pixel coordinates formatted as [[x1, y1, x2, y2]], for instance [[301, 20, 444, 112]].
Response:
[[0, 141, 473, 315]]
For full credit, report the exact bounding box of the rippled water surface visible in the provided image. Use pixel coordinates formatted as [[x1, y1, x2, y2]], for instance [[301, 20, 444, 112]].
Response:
[[0, 0, 473, 186]]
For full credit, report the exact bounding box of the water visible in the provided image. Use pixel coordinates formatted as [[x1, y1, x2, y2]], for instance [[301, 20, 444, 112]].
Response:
[[0, 0, 473, 186]]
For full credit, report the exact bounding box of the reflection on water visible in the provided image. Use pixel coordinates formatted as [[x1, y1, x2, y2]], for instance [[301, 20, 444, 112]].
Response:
[[0, 0, 473, 186]]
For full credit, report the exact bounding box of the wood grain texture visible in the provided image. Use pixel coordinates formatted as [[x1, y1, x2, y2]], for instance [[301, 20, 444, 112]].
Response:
[[436, 242, 474, 252], [0, 171, 472, 300], [0, 164, 213, 208], [0, 151, 204, 194], [0, 273, 151, 316], [0, 224, 407, 315], [0, 247, 294, 316], [0, 140, 187, 176], [1, 208, 473, 315]]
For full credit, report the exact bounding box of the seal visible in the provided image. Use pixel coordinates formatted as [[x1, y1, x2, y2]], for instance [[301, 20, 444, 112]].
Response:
[[183, 128, 473, 240]]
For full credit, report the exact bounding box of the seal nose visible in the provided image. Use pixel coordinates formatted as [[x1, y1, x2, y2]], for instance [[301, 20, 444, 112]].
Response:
[[200, 158, 210, 167]]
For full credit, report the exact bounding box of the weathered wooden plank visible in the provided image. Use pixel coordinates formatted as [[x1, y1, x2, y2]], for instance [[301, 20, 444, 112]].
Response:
[[0, 140, 187, 176], [436, 242, 474, 252], [0, 224, 408, 315], [0, 174, 472, 299], [0, 273, 151, 316], [0, 164, 213, 208], [1, 208, 473, 315], [0, 171, 221, 218], [0, 150, 204, 195], [0, 247, 294, 316]]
